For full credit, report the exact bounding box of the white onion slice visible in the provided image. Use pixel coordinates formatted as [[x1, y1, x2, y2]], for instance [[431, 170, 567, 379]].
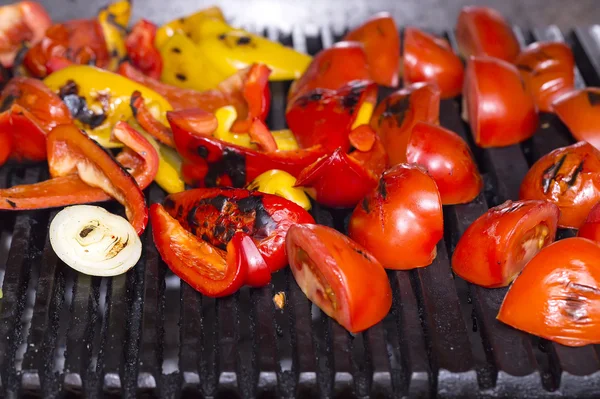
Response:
[[50, 205, 142, 276]]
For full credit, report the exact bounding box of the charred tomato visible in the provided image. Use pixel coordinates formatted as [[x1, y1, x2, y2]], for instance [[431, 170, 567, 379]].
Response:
[[578, 202, 600, 242], [552, 88, 600, 150]]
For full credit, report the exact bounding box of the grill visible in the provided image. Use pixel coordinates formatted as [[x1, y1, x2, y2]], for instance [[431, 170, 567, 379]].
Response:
[[1, 21, 600, 399]]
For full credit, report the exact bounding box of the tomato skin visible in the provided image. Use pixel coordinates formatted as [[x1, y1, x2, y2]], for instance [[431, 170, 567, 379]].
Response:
[[456, 6, 520, 62], [452, 200, 559, 288], [520, 141, 600, 229], [407, 121, 482, 205], [0, 1, 51, 67], [515, 41, 575, 113], [286, 223, 392, 333], [464, 56, 539, 148], [343, 13, 400, 87], [370, 82, 440, 165], [403, 27, 464, 99], [577, 202, 600, 242], [348, 163, 443, 270], [125, 19, 162, 80], [552, 88, 600, 150], [498, 237, 600, 347]]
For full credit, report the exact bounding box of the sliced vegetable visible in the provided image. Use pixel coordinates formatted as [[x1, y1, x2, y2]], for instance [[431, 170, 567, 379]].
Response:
[[50, 205, 142, 276], [155, 6, 226, 48], [578, 202, 600, 242], [452, 200, 559, 288], [125, 19, 162, 79], [348, 163, 443, 269], [520, 141, 600, 229], [498, 237, 600, 347], [463, 56, 538, 147], [286, 223, 392, 333], [407, 121, 482, 204], [552, 88, 600, 150], [403, 27, 464, 99], [247, 169, 311, 210], [98, 0, 131, 71], [343, 13, 400, 87]]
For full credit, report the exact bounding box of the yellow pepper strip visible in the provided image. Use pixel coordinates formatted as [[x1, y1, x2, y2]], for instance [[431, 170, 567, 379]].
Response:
[[44, 65, 173, 149], [247, 170, 311, 210], [351, 101, 375, 130], [97, 0, 131, 71], [194, 19, 312, 81], [214, 106, 299, 150], [155, 6, 225, 49]]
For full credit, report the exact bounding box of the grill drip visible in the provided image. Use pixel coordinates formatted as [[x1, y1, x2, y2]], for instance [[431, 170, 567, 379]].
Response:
[[0, 25, 599, 399]]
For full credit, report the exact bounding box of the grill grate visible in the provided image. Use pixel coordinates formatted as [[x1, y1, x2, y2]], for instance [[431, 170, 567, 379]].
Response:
[[1, 25, 600, 399]]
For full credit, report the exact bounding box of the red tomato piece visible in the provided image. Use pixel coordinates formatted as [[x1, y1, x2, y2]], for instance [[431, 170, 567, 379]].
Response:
[[403, 27, 464, 99], [464, 56, 539, 148], [452, 200, 559, 288], [578, 202, 600, 242], [407, 121, 482, 204], [498, 237, 600, 347], [125, 19, 162, 80], [456, 6, 520, 62], [286, 223, 392, 333], [520, 141, 600, 229], [343, 13, 400, 87], [552, 88, 600, 150], [370, 82, 440, 165], [515, 41, 575, 113], [348, 163, 443, 269], [0, 1, 51, 67]]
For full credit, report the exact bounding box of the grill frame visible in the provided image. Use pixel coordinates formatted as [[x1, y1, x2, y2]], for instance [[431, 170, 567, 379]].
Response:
[[0, 23, 599, 399]]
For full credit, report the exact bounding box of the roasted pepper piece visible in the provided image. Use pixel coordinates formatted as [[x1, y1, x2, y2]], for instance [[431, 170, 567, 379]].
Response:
[[0, 77, 73, 165], [130, 90, 175, 147], [168, 108, 327, 187], [163, 188, 315, 273], [98, 0, 131, 71], [125, 19, 162, 79], [247, 169, 311, 210], [44, 65, 173, 148], [0, 121, 158, 211], [296, 126, 388, 208], [154, 6, 225, 48]]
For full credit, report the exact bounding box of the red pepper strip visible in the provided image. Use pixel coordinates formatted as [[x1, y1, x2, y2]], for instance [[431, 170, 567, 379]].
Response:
[[0, 121, 158, 212], [45, 56, 74, 74], [125, 19, 162, 80], [296, 130, 388, 208], [233, 232, 271, 287], [119, 62, 271, 132], [349, 124, 376, 152], [130, 90, 175, 147], [168, 108, 328, 187], [1, 105, 47, 162], [286, 80, 378, 152], [248, 118, 277, 152], [163, 188, 315, 272], [150, 203, 247, 297]]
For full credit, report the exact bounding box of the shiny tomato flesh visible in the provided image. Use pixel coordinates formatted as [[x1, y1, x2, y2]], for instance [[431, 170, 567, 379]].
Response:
[[578, 202, 600, 242], [552, 88, 600, 150]]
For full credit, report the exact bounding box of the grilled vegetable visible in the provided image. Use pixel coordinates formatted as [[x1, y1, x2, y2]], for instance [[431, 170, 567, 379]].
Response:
[[552, 88, 600, 150], [247, 169, 311, 210]]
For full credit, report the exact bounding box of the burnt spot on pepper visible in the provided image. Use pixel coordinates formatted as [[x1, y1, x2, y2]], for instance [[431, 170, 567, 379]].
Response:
[[176, 205, 184, 219], [587, 91, 600, 107], [236, 36, 252, 46], [541, 154, 567, 194], [353, 247, 371, 261], [210, 194, 228, 211], [218, 33, 227, 40], [361, 197, 370, 213], [376, 24, 386, 36], [171, 47, 182, 54], [294, 90, 325, 108], [129, 94, 139, 117], [381, 95, 410, 127], [341, 81, 369, 115], [6, 199, 16, 209], [163, 197, 175, 210], [0, 94, 16, 113], [175, 73, 187, 82], [516, 64, 534, 73], [59, 80, 107, 129], [106, 12, 128, 33], [11, 43, 29, 74], [196, 145, 209, 158], [204, 148, 247, 188], [187, 205, 200, 229]]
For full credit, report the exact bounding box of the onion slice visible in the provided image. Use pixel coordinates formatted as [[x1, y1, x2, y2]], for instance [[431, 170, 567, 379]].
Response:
[[50, 205, 142, 276]]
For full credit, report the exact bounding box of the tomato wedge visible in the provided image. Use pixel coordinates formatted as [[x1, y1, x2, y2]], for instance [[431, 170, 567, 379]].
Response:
[[464, 56, 538, 148], [403, 27, 464, 99], [286, 223, 392, 333], [348, 163, 443, 269], [498, 237, 600, 347], [370, 82, 440, 165], [343, 13, 400, 87], [407, 121, 482, 204], [452, 200, 559, 288], [125, 19, 162, 80], [515, 41, 575, 113], [578, 202, 600, 242], [456, 6, 520, 62], [520, 141, 600, 229], [552, 88, 600, 150]]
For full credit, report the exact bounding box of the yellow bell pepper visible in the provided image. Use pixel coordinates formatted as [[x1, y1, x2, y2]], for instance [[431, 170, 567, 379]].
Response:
[[214, 106, 299, 151], [351, 101, 375, 130], [97, 0, 131, 71], [247, 170, 311, 210], [155, 6, 225, 49], [44, 65, 173, 149]]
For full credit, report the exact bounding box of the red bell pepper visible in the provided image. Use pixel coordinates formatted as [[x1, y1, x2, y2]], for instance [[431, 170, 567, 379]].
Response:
[[370, 82, 440, 165], [296, 125, 388, 208], [286, 80, 378, 152], [168, 108, 327, 187], [23, 19, 110, 77], [125, 19, 162, 79], [248, 118, 277, 152], [288, 41, 370, 103], [130, 90, 175, 147], [161, 188, 315, 274], [119, 62, 271, 132], [0, 76, 73, 165]]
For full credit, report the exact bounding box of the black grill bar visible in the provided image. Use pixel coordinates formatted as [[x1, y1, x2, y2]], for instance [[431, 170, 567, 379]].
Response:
[[0, 25, 599, 398]]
